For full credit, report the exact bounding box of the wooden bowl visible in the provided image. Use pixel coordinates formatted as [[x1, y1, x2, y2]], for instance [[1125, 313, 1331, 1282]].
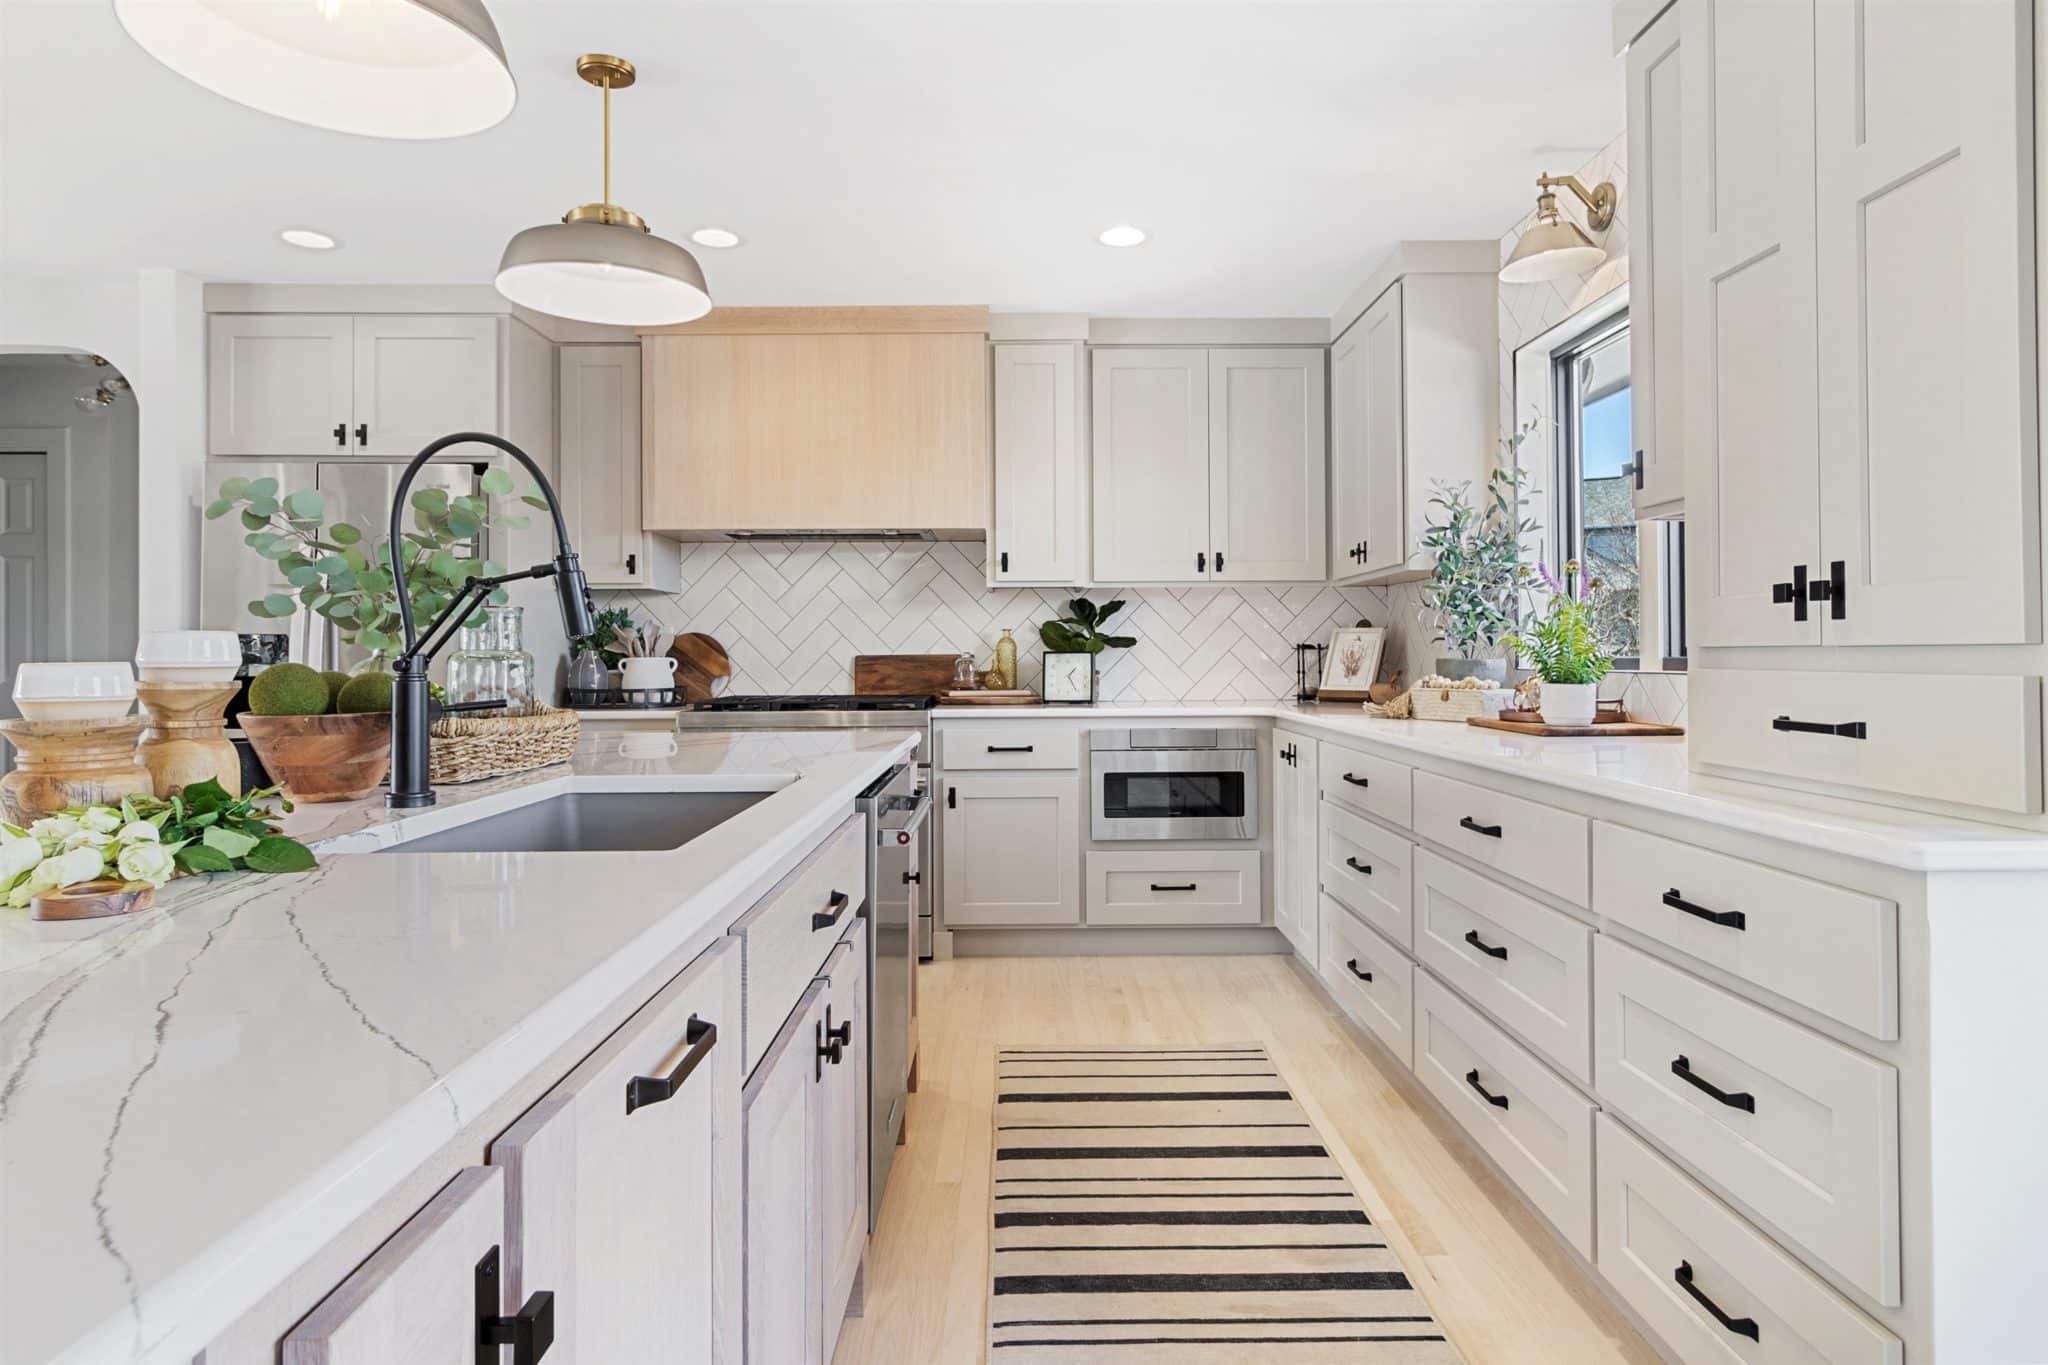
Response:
[[237, 712, 391, 803]]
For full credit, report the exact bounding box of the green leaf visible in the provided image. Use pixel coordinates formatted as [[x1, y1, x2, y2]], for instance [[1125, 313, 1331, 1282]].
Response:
[[248, 496, 279, 519], [1069, 598, 1098, 626], [285, 488, 325, 519], [341, 546, 369, 573], [314, 555, 350, 576], [204, 498, 232, 520], [245, 835, 317, 874], [411, 487, 450, 516], [329, 522, 362, 546], [261, 593, 296, 617], [246, 476, 279, 499], [174, 845, 236, 875], [479, 467, 515, 496], [286, 565, 322, 587], [181, 778, 231, 813], [446, 506, 481, 538], [1102, 634, 1137, 648], [522, 493, 550, 511], [241, 509, 272, 532], [428, 550, 462, 582], [278, 553, 312, 575], [202, 825, 261, 860], [498, 513, 531, 531], [218, 476, 251, 500]]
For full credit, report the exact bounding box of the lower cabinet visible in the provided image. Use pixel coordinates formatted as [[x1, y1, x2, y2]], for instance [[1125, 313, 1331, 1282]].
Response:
[[1272, 727, 1319, 957], [816, 926, 871, 1359], [1318, 894, 1413, 1067], [940, 770, 1083, 926], [1084, 849, 1262, 926]]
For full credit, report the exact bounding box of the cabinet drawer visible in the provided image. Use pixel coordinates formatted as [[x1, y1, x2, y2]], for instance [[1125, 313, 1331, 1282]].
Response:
[[941, 724, 1080, 770], [1085, 849, 1261, 926], [1414, 849, 1592, 1083], [1318, 738, 1413, 827], [1594, 937, 1901, 1305], [1593, 822, 1898, 1040], [1596, 1116, 1902, 1365], [1414, 770, 1589, 905], [1690, 668, 2042, 815], [1414, 972, 1595, 1257], [1319, 895, 1414, 1067], [1319, 800, 1413, 948], [728, 813, 868, 1076]]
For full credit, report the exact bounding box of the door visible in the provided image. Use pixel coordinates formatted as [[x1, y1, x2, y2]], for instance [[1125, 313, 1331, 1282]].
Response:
[[868, 785, 926, 1226], [1207, 348, 1327, 581], [1359, 284, 1407, 577], [1329, 320, 1371, 577], [1271, 729, 1318, 960], [940, 771, 1083, 926], [1683, 0, 1822, 646], [1626, 3, 1685, 516], [207, 314, 354, 456], [351, 316, 499, 457], [745, 982, 825, 1365], [1814, 0, 2037, 645], [1091, 348, 1210, 581], [816, 928, 869, 1362], [0, 452, 50, 732], [489, 937, 741, 1364], [993, 342, 1087, 583], [559, 344, 652, 588]]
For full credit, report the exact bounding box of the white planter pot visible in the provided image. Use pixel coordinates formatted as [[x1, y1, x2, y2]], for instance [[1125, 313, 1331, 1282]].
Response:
[[1539, 682, 1600, 727]]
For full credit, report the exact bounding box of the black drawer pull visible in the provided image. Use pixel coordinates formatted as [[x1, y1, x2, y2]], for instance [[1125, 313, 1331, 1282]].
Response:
[[986, 744, 1035, 753], [1340, 772, 1370, 788], [1458, 816, 1503, 838], [1674, 1261, 1760, 1342], [1464, 1069, 1510, 1109], [1671, 1055, 1755, 1112], [332, 422, 348, 448], [1463, 929, 1508, 960], [1345, 857, 1373, 876], [825, 1003, 853, 1047], [354, 422, 369, 446], [1150, 883, 1198, 892], [624, 1016, 716, 1115], [1663, 888, 1745, 930], [812, 890, 852, 931], [1772, 715, 1867, 739], [476, 1246, 555, 1365], [1345, 958, 1372, 982]]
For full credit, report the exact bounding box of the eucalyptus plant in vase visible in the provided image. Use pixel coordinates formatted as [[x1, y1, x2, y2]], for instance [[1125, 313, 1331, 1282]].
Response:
[[1414, 421, 1540, 685]]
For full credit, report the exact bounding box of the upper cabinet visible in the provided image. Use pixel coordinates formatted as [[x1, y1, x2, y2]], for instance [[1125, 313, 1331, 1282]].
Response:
[[1092, 346, 1326, 583], [991, 342, 1089, 585], [640, 310, 989, 534], [559, 344, 680, 592], [1684, 0, 2036, 649], [1329, 259, 1497, 585], [208, 314, 500, 457], [1624, 3, 1684, 519]]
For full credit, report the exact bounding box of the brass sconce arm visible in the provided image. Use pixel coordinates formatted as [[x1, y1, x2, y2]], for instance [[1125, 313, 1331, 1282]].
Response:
[[1535, 173, 1617, 232]]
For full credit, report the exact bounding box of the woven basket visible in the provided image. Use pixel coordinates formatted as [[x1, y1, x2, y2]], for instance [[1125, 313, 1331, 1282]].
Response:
[[1409, 685, 1514, 723], [429, 706, 581, 785]]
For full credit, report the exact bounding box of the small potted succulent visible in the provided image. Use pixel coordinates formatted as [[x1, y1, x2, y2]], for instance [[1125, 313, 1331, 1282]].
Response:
[[1414, 424, 1540, 685], [1506, 561, 1614, 726]]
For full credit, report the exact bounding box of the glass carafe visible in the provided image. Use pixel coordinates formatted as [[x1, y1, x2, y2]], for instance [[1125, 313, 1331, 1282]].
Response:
[[445, 605, 538, 716]]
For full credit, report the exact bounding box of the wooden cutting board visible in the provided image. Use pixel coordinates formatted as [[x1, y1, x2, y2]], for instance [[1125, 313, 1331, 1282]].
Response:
[[1468, 713, 1685, 737], [944, 689, 1040, 705], [854, 654, 958, 697], [669, 633, 732, 702]]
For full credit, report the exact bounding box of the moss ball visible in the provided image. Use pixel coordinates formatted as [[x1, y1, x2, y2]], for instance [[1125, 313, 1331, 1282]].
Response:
[[335, 671, 396, 714], [318, 670, 352, 713], [246, 662, 331, 716]]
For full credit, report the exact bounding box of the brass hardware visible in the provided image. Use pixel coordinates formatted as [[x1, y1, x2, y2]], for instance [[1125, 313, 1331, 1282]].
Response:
[[1535, 173, 1616, 231], [563, 54, 649, 233]]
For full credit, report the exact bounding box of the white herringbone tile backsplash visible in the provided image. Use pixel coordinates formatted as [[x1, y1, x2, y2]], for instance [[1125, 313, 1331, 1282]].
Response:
[[602, 539, 1393, 701]]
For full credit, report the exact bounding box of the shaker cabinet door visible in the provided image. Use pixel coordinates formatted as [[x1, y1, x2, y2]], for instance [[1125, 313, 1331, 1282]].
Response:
[[816, 927, 871, 1362], [993, 342, 1088, 584], [560, 343, 675, 591], [1091, 348, 1210, 581], [351, 315, 500, 458], [940, 771, 1084, 926], [745, 982, 827, 1365], [1357, 284, 1407, 579], [1207, 348, 1326, 582], [207, 314, 356, 456], [489, 936, 742, 1364], [1625, 2, 1685, 517]]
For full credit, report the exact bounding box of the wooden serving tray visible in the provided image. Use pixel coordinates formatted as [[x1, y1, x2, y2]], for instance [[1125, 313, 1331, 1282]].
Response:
[[1469, 710, 1684, 737], [944, 690, 1040, 705]]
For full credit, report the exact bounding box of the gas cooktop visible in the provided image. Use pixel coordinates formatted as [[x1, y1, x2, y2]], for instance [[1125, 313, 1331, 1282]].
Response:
[[684, 693, 938, 713]]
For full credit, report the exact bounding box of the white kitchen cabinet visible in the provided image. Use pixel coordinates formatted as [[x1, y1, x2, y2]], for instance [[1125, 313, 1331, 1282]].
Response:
[[1624, 1, 1684, 519], [489, 937, 741, 1364], [351, 315, 500, 456], [559, 344, 681, 592], [816, 927, 870, 1363], [744, 981, 826, 1365], [992, 342, 1088, 584], [1208, 348, 1326, 581], [207, 314, 356, 456], [1091, 347, 1210, 581], [1272, 727, 1319, 960], [940, 770, 1083, 926], [1329, 266, 1496, 584]]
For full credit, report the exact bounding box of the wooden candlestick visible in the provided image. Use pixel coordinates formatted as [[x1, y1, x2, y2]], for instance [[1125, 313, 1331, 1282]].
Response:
[[136, 681, 242, 799], [0, 716, 153, 826]]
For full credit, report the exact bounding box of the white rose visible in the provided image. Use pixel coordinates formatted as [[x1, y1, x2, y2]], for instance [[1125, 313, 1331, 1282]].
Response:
[[61, 829, 113, 853], [78, 806, 122, 835], [11, 847, 105, 906], [0, 830, 44, 884], [116, 840, 176, 888], [116, 821, 160, 845], [29, 815, 80, 853]]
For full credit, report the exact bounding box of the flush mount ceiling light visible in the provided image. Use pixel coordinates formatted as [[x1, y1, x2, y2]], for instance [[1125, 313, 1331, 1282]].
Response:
[[690, 227, 742, 249], [280, 227, 338, 250], [1499, 173, 1616, 284], [113, 0, 515, 140], [1097, 225, 1147, 247], [495, 53, 712, 328]]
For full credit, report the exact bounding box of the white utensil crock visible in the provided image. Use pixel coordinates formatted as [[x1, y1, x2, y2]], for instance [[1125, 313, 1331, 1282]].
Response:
[[620, 655, 678, 693]]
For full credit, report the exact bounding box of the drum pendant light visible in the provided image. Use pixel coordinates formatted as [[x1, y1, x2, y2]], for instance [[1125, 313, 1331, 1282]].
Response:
[[113, 0, 516, 139], [495, 54, 712, 328]]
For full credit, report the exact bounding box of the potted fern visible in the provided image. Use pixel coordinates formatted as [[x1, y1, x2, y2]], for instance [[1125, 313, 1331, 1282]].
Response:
[[1507, 560, 1614, 725], [1414, 424, 1538, 684]]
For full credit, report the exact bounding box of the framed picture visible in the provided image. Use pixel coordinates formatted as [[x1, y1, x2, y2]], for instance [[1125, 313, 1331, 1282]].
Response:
[[1318, 627, 1386, 695], [1041, 651, 1097, 704]]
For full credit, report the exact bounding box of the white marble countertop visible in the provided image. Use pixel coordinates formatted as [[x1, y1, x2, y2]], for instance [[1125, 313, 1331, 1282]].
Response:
[[933, 700, 2048, 872], [0, 727, 918, 1365]]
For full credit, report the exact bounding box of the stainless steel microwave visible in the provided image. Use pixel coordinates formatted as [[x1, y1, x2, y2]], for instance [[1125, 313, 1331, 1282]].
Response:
[[1088, 728, 1259, 841]]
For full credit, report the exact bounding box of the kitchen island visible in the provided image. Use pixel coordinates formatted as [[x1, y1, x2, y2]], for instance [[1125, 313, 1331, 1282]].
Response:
[[0, 726, 918, 1365]]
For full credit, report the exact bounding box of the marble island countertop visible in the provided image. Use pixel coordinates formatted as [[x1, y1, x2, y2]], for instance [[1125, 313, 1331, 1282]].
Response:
[[934, 699, 2048, 871], [0, 727, 919, 1365]]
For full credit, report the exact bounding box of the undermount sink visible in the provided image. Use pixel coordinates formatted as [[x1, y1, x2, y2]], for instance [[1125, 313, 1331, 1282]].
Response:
[[380, 791, 771, 855]]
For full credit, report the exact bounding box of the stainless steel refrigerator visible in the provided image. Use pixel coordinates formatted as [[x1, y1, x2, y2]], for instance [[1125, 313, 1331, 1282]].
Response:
[[200, 460, 488, 672]]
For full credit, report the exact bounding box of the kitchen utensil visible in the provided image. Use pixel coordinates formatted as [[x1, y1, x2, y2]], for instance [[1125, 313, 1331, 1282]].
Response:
[[853, 654, 957, 697], [13, 661, 136, 721], [621, 655, 678, 693], [135, 680, 243, 798], [669, 633, 731, 701], [237, 712, 392, 802], [943, 689, 1039, 705], [134, 629, 242, 684], [0, 716, 153, 824], [31, 879, 156, 922]]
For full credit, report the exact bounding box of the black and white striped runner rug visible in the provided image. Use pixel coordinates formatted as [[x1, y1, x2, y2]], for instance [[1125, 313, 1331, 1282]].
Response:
[[987, 1044, 1462, 1363]]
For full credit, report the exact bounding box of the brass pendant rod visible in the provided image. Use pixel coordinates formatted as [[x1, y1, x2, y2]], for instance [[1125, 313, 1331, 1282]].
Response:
[[601, 75, 611, 208]]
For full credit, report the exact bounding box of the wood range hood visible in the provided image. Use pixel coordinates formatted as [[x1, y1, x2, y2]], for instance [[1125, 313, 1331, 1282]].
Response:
[[638, 306, 989, 539]]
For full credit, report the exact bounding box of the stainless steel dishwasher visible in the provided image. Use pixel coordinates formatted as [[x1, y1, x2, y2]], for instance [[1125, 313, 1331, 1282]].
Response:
[[857, 762, 928, 1229]]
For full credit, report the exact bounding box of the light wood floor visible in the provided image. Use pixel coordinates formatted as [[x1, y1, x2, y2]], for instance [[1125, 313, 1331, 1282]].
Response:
[[832, 955, 1660, 1365]]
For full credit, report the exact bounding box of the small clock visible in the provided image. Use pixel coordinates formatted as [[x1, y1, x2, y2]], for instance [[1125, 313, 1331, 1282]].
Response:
[[1041, 651, 1097, 704]]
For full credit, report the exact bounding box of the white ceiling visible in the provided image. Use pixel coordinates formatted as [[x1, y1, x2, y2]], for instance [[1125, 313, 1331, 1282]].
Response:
[[1, 0, 1623, 317]]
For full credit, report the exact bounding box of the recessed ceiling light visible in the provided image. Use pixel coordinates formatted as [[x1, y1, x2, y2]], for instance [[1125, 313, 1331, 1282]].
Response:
[[1097, 225, 1147, 247], [280, 228, 338, 250], [690, 227, 742, 249]]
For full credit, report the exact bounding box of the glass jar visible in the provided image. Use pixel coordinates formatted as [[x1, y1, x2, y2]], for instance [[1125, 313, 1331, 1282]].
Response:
[[991, 628, 1018, 690], [951, 652, 979, 691], [445, 605, 538, 715]]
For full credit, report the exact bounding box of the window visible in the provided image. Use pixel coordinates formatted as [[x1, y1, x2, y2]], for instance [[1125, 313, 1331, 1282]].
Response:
[[1550, 313, 1686, 668]]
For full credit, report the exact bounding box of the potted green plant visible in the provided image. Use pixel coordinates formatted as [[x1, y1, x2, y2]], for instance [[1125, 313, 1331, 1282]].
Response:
[[1506, 560, 1614, 725], [1414, 424, 1539, 684], [1037, 597, 1135, 703]]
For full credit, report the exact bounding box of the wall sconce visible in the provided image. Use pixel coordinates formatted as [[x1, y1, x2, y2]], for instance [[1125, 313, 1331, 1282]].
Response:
[[1500, 173, 1616, 284]]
